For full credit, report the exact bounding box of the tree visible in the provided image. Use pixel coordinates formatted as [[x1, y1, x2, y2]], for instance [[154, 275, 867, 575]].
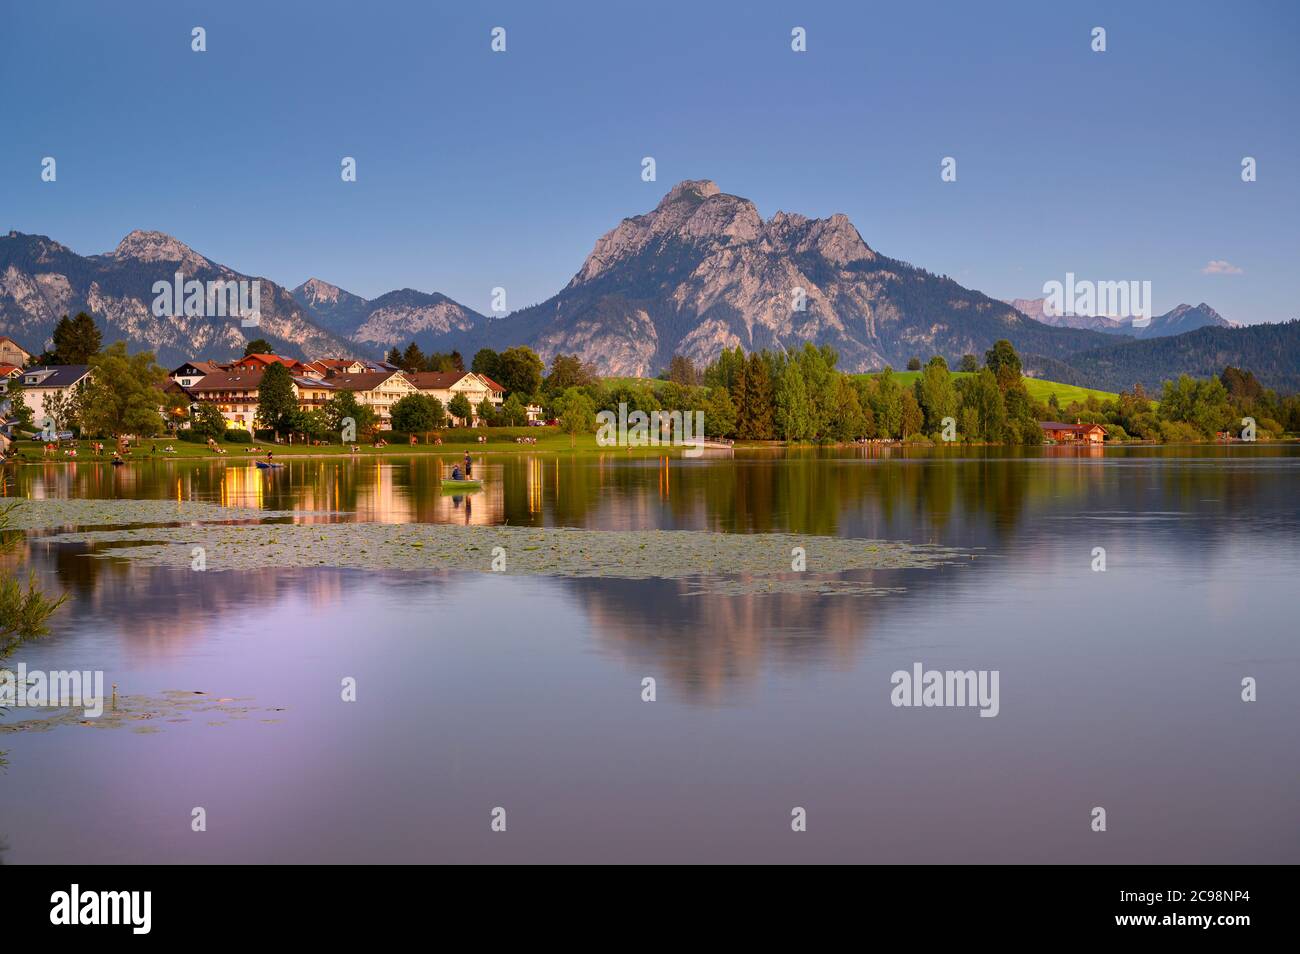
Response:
[[476, 397, 498, 426], [386, 347, 402, 367], [916, 358, 957, 433], [775, 362, 813, 441], [323, 390, 377, 440], [869, 368, 903, 438], [79, 343, 167, 444], [255, 362, 298, 439], [244, 338, 272, 356], [427, 351, 457, 372], [3, 377, 35, 433], [449, 351, 465, 372], [495, 346, 544, 398], [41, 386, 85, 437], [705, 345, 746, 392], [49, 312, 102, 364], [736, 353, 775, 439], [899, 390, 924, 437], [961, 369, 1007, 441], [794, 342, 837, 439], [958, 354, 979, 373], [667, 354, 700, 386], [984, 339, 1023, 390], [544, 354, 598, 396], [829, 375, 867, 442], [471, 348, 501, 381], [907, 356, 922, 371], [447, 392, 473, 426], [702, 386, 737, 438], [191, 402, 228, 440], [401, 342, 427, 373], [555, 387, 596, 447], [391, 393, 439, 440], [499, 393, 528, 426]]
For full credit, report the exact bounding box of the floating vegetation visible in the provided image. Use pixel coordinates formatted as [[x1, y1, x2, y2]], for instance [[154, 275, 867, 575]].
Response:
[[41, 521, 969, 591], [4, 498, 313, 531], [0, 689, 284, 735]]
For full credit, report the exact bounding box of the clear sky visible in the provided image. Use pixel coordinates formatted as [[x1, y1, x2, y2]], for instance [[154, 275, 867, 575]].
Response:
[[2, 0, 1296, 324]]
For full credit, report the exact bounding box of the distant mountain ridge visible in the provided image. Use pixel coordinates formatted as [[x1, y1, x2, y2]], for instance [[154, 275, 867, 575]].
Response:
[[1005, 297, 1237, 338], [290, 280, 486, 354]]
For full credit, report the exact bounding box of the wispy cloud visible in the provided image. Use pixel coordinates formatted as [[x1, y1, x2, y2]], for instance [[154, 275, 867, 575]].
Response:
[[1201, 259, 1244, 275]]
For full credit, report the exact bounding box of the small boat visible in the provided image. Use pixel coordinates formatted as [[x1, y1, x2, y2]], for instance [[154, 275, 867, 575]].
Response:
[[439, 478, 481, 493], [111, 459, 126, 467], [254, 460, 284, 470]]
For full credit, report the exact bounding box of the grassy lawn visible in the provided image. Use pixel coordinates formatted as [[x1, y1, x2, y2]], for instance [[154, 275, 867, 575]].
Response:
[[855, 370, 1119, 406], [8, 427, 684, 461]]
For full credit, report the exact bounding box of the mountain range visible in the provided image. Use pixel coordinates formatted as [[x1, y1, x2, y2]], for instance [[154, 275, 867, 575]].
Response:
[[2, 181, 1295, 391], [1003, 297, 1237, 339]]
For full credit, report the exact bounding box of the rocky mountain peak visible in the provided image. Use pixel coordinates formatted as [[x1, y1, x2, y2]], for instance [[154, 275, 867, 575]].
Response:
[[656, 179, 721, 208], [112, 230, 210, 271], [297, 277, 349, 305]]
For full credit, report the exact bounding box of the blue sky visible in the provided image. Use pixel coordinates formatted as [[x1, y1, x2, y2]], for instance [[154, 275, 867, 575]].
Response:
[[2, 0, 1296, 324]]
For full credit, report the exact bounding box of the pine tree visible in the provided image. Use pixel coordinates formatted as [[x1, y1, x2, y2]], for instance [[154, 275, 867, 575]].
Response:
[[745, 353, 775, 439]]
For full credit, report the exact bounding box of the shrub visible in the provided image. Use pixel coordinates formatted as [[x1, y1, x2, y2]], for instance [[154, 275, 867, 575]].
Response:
[[1158, 420, 1201, 444], [223, 429, 253, 444]]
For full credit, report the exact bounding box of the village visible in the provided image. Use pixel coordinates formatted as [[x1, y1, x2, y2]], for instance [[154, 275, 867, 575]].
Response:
[[0, 333, 556, 459]]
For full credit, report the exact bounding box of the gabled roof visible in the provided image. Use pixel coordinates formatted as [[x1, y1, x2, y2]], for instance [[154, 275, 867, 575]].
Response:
[[190, 369, 266, 392], [233, 353, 304, 369], [189, 368, 337, 393], [405, 370, 475, 390], [476, 374, 505, 393], [0, 363, 23, 377], [171, 360, 220, 376], [327, 371, 406, 391], [0, 336, 32, 355], [21, 365, 92, 388]]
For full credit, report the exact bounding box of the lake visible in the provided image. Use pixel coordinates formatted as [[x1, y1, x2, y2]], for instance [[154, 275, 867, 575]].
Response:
[[2, 445, 1297, 863]]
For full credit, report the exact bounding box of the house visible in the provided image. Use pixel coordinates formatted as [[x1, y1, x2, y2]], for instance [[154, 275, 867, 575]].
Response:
[[170, 361, 221, 389], [188, 369, 339, 431], [327, 370, 416, 427], [0, 364, 24, 393], [226, 353, 309, 374], [188, 370, 264, 431], [1040, 420, 1107, 444], [16, 366, 93, 424], [0, 336, 32, 368], [304, 358, 369, 378], [405, 371, 503, 425]]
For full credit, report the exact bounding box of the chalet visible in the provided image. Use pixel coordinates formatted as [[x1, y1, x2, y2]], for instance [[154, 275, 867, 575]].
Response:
[[1039, 420, 1107, 444], [405, 371, 503, 425], [170, 361, 221, 389], [188, 369, 338, 431], [327, 370, 416, 426], [16, 366, 93, 422], [0, 336, 32, 368]]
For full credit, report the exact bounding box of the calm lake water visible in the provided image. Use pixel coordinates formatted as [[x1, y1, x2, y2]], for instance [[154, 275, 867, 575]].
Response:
[[2, 445, 1297, 863]]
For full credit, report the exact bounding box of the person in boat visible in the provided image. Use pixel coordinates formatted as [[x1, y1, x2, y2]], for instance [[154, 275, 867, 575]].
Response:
[[266, 451, 274, 461], [450, 465, 463, 481], [463, 452, 472, 477]]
